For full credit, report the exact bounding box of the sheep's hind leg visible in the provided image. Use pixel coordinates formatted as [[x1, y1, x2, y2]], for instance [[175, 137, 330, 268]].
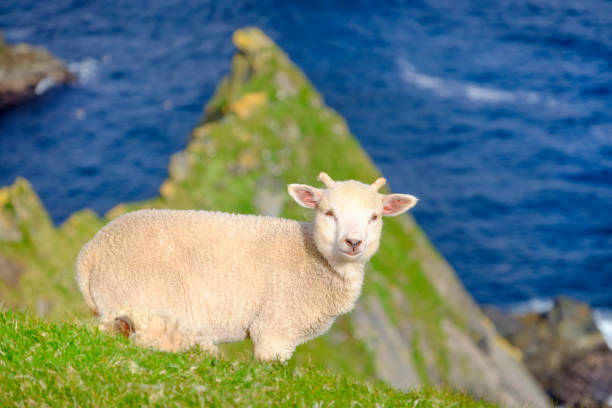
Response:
[[104, 313, 218, 354], [130, 314, 196, 352]]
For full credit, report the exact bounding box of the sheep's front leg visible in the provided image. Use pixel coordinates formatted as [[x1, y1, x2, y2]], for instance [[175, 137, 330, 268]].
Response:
[[252, 334, 297, 362]]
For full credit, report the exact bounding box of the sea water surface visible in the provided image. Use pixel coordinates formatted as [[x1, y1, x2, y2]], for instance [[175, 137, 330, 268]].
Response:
[[0, 1, 611, 339]]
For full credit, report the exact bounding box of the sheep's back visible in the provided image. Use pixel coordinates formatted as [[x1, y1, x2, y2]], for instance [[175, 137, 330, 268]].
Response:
[[86, 209, 314, 327]]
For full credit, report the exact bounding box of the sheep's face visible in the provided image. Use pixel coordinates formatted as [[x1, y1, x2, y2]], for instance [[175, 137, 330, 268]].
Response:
[[288, 174, 418, 264]]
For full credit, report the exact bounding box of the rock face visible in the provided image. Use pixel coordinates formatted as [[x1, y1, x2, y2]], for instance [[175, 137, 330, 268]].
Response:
[[485, 297, 612, 407], [0, 28, 549, 407], [0, 30, 74, 110]]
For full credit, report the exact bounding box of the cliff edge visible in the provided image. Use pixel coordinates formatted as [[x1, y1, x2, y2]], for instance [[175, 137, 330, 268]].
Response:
[[0, 28, 548, 407]]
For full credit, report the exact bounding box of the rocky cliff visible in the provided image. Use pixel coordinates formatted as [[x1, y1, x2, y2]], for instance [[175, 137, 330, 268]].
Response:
[[0, 30, 73, 110], [486, 297, 612, 407], [0, 28, 548, 407]]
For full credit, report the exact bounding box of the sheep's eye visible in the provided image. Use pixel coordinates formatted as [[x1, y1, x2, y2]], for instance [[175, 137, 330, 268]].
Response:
[[325, 210, 335, 218], [370, 214, 379, 222]]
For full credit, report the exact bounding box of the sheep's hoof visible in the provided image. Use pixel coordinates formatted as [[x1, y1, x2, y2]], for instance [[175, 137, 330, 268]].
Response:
[[113, 316, 134, 338]]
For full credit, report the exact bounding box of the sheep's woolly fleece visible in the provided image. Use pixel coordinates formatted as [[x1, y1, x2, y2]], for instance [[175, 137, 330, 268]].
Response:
[[76, 173, 417, 361]]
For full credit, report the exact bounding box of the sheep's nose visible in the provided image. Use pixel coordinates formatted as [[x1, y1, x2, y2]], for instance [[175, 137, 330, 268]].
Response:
[[345, 238, 362, 251]]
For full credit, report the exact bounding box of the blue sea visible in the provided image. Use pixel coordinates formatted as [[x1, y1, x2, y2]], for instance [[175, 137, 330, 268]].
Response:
[[0, 0, 611, 340]]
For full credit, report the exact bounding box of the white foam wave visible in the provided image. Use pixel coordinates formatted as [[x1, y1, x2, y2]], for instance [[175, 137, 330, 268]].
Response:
[[4, 27, 34, 41], [508, 297, 554, 314], [398, 61, 452, 96], [399, 63, 447, 93], [68, 57, 99, 83], [34, 77, 58, 95], [593, 309, 612, 350], [465, 85, 516, 103], [397, 59, 552, 106]]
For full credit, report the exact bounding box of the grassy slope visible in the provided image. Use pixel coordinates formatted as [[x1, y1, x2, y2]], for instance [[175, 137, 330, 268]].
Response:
[[0, 29, 522, 404], [0, 310, 494, 407]]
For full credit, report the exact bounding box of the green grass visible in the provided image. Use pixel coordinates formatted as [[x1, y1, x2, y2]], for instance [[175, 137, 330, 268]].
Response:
[[0, 310, 495, 407]]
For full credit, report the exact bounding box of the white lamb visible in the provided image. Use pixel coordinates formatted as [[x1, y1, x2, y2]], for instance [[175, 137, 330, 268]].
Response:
[[76, 172, 418, 361]]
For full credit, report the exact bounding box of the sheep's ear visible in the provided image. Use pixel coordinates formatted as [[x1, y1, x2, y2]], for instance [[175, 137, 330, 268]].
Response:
[[287, 184, 322, 209], [381, 194, 418, 216]]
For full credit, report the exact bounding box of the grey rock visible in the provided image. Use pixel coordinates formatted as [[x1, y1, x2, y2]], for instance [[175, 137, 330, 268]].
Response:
[[483, 306, 524, 339], [485, 297, 612, 407], [274, 71, 298, 99], [0, 33, 74, 110], [549, 296, 602, 344], [555, 344, 612, 407], [352, 295, 421, 389], [0, 256, 23, 287], [36, 297, 53, 317], [253, 177, 285, 217], [444, 320, 516, 403], [169, 152, 189, 181], [0, 210, 22, 242]]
